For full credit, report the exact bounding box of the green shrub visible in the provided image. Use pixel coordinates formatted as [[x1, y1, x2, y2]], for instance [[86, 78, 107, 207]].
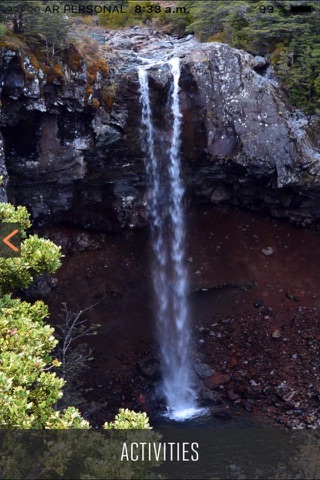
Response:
[[104, 408, 152, 429], [0, 23, 6, 38], [0, 202, 86, 428], [0, 203, 152, 437]]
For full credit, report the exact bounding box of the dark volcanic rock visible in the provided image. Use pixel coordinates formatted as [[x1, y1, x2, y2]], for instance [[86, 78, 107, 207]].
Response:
[[253, 299, 264, 309], [181, 43, 320, 186], [179, 43, 320, 227], [193, 362, 215, 379], [1, 30, 320, 228], [23, 274, 58, 300], [199, 388, 217, 405], [213, 411, 231, 420], [137, 358, 161, 380], [250, 55, 268, 71], [0, 44, 146, 230]]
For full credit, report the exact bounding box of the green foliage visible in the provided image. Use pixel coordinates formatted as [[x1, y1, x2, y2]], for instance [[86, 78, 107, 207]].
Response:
[[104, 408, 152, 429], [0, 23, 6, 38], [274, 29, 320, 114], [0, 202, 31, 232], [0, 283, 91, 429], [0, 203, 61, 293], [27, 4, 69, 59], [0, 1, 69, 57], [0, 1, 28, 33], [88, 409, 161, 480], [0, 415, 162, 479], [0, 203, 87, 428]]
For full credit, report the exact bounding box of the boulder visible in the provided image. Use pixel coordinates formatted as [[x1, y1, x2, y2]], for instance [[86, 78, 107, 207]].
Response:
[[193, 362, 215, 379], [250, 55, 268, 71], [205, 374, 231, 389]]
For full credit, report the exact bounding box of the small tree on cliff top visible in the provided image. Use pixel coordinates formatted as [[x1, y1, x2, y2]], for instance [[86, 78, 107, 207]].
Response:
[[0, 1, 69, 59]]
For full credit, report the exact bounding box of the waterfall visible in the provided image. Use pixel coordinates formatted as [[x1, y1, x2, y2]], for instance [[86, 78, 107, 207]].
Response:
[[138, 58, 203, 421]]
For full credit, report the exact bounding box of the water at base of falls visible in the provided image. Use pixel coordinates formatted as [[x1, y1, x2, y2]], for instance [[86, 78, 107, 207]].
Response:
[[138, 58, 208, 422], [164, 406, 209, 422]]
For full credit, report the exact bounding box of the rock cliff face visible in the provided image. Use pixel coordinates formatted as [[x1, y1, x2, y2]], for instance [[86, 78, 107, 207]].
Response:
[[1, 28, 320, 229], [180, 42, 320, 226]]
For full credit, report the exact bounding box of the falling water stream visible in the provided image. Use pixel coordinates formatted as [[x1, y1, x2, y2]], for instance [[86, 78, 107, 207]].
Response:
[[138, 58, 205, 421]]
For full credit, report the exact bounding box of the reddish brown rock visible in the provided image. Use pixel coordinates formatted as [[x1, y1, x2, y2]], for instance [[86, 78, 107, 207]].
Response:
[[205, 374, 231, 389], [229, 356, 239, 368]]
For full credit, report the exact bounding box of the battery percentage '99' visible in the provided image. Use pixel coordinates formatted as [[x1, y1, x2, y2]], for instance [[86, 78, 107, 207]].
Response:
[[259, 4, 275, 13]]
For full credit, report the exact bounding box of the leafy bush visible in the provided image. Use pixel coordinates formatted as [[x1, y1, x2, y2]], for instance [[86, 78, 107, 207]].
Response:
[[0, 203, 87, 428], [0, 203, 152, 435], [0, 409, 161, 479], [104, 408, 152, 429]]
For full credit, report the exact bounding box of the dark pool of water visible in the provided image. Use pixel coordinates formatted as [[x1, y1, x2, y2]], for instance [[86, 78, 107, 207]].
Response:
[[149, 408, 295, 479]]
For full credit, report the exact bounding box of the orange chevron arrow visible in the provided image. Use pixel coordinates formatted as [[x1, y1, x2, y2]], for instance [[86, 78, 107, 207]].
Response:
[[3, 229, 19, 252]]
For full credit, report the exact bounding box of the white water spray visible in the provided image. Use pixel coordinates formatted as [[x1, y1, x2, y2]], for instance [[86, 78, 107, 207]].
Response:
[[138, 58, 204, 421]]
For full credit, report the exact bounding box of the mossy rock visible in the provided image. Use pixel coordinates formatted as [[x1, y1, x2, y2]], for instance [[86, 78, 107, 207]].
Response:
[[63, 46, 84, 72]]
